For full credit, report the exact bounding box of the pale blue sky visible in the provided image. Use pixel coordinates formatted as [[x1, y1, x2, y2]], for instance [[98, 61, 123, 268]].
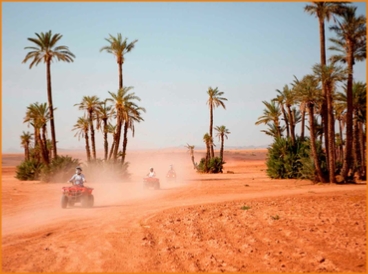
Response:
[[2, 1, 366, 152]]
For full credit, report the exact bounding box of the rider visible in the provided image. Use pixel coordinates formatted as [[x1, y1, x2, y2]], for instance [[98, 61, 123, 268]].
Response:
[[168, 164, 176, 175], [147, 167, 156, 178], [68, 166, 86, 187]]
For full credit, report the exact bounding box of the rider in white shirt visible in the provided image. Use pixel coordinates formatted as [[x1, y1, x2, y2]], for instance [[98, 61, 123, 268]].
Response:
[[147, 167, 156, 178], [68, 166, 86, 187]]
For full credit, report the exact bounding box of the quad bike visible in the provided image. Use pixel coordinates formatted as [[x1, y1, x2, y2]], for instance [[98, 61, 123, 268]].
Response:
[[61, 183, 94, 208], [166, 170, 177, 183], [143, 177, 160, 190]]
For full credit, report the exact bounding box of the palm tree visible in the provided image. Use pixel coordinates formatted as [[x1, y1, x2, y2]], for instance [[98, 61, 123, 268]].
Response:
[[329, 6, 366, 179], [255, 101, 282, 138], [215, 125, 230, 163], [96, 100, 114, 161], [100, 33, 138, 90], [260, 123, 286, 139], [72, 116, 91, 162], [272, 90, 289, 138], [185, 143, 197, 170], [313, 63, 347, 183], [203, 133, 213, 172], [108, 87, 140, 161], [293, 75, 326, 183], [22, 30, 75, 159], [107, 123, 117, 161], [206, 87, 227, 158], [20, 131, 33, 161], [275, 85, 296, 144], [336, 82, 367, 179], [24, 102, 50, 165], [75, 96, 101, 160], [121, 104, 146, 164], [304, 2, 349, 161]]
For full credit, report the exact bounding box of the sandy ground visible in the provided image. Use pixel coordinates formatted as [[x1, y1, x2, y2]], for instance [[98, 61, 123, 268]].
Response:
[[1, 149, 366, 272]]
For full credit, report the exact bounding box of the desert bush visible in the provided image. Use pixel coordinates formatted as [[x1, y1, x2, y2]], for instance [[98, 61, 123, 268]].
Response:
[[15, 159, 44, 181], [40, 155, 81, 183], [197, 157, 224, 173], [266, 137, 327, 180]]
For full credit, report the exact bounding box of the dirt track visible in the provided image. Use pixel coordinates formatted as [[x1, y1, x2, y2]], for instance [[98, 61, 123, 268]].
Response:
[[1, 150, 367, 272]]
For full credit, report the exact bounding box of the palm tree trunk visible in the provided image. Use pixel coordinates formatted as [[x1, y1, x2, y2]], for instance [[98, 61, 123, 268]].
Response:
[[121, 121, 129, 164], [119, 63, 123, 90], [89, 110, 96, 160], [85, 131, 91, 162], [41, 125, 50, 164], [308, 104, 326, 183], [25, 145, 30, 161], [341, 43, 354, 179], [209, 107, 214, 158], [281, 106, 290, 138], [300, 107, 306, 141], [103, 119, 108, 161], [36, 131, 48, 165], [108, 139, 115, 161], [353, 110, 361, 179], [327, 86, 336, 183], [318, 17, 329, 168], [220, 137, 224, 163], [358, 122, 366, 178], [113, 116, 123, 161], [46, 60, 57, 159], [287, 106, 295, 144]]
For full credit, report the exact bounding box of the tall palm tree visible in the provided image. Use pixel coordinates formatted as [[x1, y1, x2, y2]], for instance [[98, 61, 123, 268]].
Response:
[[329, 6, 366, 179], [206, 87, 227, 158], [22, 30, 75, 158], [75, 96, 101, 160], [100, 33, 138, 90], [255, 101, 282, 138], [24, 102, 50, 165], [185, 143, 197, 170], [108, 87, 140, 161], [293, 75, 326, 183], [214, 125, 230, 163], [313, 63, 347, 183], [20, 131, 33, 161], [96, 100, 114, 161], [304, 2, 349, 161], [121, 104, 146, 164], [72, 116, 91, 162]]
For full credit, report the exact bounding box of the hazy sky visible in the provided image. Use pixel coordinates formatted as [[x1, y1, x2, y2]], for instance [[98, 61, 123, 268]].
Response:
[[2, 1, 366, 152]]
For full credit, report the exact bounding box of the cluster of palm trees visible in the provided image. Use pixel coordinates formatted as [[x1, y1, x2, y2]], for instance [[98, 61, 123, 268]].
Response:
[[186, 87, 230, 172], [256, 2, 366, 183], [73, 88, 145, 164], [21, 30, 144, 166]]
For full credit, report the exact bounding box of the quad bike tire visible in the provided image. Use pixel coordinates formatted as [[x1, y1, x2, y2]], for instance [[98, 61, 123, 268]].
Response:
[[88, 195, 94, 207], [81, 195, 90, 208], [61, 195, 68, 209], [68, 200, 75, 207]]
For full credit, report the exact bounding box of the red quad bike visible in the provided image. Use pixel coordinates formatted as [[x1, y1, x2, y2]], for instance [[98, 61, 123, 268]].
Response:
[[166, 170, 177, 183], [143, 177, 160, 190], [61, 184, 94, 208]]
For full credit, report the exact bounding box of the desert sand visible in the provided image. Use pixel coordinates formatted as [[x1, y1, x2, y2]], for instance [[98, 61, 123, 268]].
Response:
[[1, 149, 366, 272]]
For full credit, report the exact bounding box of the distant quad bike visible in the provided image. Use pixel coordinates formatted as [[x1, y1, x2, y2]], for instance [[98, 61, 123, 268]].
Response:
[[166, 170, 177, 183], [61, 184, 94, 208], [143, 177, 160, 190]]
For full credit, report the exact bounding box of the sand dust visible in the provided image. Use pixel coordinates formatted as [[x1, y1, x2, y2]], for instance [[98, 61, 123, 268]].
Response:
[[1, 149, 366, 272]]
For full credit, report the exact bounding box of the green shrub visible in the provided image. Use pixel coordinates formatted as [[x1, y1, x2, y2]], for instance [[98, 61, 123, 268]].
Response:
[[266, 137, 327, 180], [197, 156, 224, 173], [40, 155, 81, 183], [15, 159, 44, 181]]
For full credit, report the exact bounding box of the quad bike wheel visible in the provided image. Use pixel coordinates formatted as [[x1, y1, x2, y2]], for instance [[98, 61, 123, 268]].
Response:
[[88, 195, 94, 207], [81, 195, 90, 208], [68, 200, 75, 207], [61, 195, 68, 209]]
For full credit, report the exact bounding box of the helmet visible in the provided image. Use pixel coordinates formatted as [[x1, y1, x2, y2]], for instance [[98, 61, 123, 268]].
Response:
[[76, 166, 82, 171], [150, 167, 153, 172]]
